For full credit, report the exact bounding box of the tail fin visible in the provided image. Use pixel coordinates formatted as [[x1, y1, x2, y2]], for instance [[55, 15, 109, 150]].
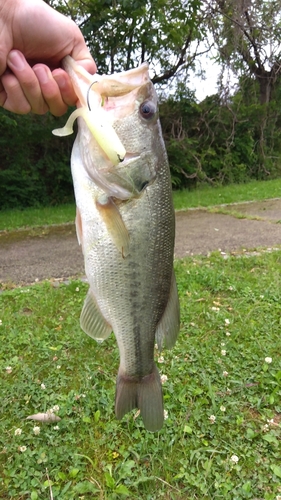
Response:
[[115, 364, 164, 432]]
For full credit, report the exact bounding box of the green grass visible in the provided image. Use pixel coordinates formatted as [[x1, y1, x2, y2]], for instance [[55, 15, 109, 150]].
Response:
[[0, 178, 280, 231], [1, 250, 281, 499], [172, 178, 281, 211], [0, 203, 76, 232]]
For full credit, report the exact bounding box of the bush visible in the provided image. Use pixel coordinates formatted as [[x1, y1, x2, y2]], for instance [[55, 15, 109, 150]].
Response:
[[0, 110, 74, 210]]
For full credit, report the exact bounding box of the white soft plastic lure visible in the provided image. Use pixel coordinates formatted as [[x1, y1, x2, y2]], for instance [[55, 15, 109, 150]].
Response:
[[53, 56, 151, 199]]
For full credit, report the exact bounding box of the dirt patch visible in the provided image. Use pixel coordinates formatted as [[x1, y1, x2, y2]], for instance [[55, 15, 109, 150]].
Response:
[[0, 199, 281, 286]]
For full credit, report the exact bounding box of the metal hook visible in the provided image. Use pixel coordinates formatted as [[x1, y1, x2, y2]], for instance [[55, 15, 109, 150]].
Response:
[[87, 81, 98, 111]]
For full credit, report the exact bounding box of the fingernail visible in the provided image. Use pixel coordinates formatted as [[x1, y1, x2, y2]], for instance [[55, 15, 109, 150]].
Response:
[[8, 50, 25, 71], [34, 66, 50, 85]]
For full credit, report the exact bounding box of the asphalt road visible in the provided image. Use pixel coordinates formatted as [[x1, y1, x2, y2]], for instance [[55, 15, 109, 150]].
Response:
[[0, 199, 281, 286]]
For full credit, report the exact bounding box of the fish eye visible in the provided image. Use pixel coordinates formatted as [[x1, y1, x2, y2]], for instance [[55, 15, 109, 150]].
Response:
[[139, 101, 157, 119]]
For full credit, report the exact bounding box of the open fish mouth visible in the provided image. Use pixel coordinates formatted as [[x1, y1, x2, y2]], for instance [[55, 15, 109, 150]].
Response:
[[53, 57, 150, 170], [52, 57, 155, 200]]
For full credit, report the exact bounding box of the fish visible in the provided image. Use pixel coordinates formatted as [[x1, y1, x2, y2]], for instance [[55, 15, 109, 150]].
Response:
[[53, 56, 180, 432]]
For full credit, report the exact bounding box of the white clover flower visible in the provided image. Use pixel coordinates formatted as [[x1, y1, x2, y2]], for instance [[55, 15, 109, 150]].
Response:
[[209, 415, 216, 424], [0, 319, 2, 325], [230, 454, 239, 464], [225, 331, 231, 337], [225, 319, 230, 325], [14, 428, 22, 436], [265, 357, 272, 364], [220, 405, 226, 412], [47, 408, 54, 414], [5, 366, 12, 374], [161, 374, 168, 384], [75, 287, 80, 292], [221, 342, 225, 346], [223, 371, 229, 377], [53, 425, 60, 430], [276, 495, 281, 500], [19, 446, 27, 453], [33, 426, 40, 435], [211, 306, 220, 311], [158, 356, 164, 364], [56, 365, 61, 369], [40, 383, 46, 390], [52, 405, 60, 413], [267, 418, 278, 427], [221, 350, 226, 356], [163, 410, 168, 420], [262, 424, 269, 432]]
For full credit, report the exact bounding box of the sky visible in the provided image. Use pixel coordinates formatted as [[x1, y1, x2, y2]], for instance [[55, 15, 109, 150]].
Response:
[[189, 53, 238, 102]]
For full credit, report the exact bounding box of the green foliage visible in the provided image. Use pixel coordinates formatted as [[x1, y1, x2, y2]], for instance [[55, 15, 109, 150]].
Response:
[[1, 250, 281, 498], [49, 0, 204, 80], [205, 0, 281, 105], [2, 1, 281, 209], [161, 84, 281, 188], [0, 110, 74, 210]]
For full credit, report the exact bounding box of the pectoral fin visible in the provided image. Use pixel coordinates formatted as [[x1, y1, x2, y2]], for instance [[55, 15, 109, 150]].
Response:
[[155, 269, 180, 351], [96, 195, 130, 257], [75, 207, 83, 247], [80, 289, 112, 342]]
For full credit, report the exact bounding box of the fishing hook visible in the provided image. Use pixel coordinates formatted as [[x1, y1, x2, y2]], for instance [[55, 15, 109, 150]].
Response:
[[87, 81, 98, 111]]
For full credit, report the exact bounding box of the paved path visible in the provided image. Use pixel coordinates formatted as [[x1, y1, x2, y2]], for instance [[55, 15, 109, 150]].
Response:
[[0, 199, 280, 285]]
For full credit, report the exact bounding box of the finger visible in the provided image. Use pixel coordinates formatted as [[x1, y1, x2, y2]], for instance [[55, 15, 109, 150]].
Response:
[[7, 50, 47, 114], [0, 72, 33, 114], [33, 65, 68, 116], [52, 68, 78, 107], [70, 27, 97, 75]]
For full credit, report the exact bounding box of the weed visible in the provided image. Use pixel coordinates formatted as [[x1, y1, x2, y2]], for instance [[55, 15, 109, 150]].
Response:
[[1, 250, 281, 498]]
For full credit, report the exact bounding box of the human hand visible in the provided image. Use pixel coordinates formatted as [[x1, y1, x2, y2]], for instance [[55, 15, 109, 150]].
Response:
[[0, 0, 96, 115]]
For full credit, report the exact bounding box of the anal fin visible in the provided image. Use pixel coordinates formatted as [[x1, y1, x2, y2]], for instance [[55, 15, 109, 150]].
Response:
[[80, 289, 112, 342], [155, 269, 180, 351]]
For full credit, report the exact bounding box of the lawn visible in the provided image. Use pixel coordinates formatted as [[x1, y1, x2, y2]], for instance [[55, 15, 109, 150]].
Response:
[[0, 177, 280, 231], [1, 250, 281, 499]]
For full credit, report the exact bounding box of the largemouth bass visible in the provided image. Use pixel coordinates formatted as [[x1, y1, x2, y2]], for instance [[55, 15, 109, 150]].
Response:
[[53, 56, 180, 431]]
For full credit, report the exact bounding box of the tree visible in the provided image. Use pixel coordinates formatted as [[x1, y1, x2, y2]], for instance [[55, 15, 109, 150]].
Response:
[[205, 0, 281, 105], [47, 0, 208, 87]]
